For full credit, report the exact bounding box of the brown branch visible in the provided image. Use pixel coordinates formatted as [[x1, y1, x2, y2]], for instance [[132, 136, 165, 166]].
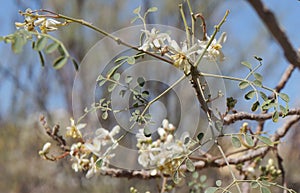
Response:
[[272, 115, 300, 141], [274, 64, 296, 93], [247, 0, 300, 68], [39, 115, 70, 151], [223, 109, 300, 125], [275, 150, 287, 193], [36, 115, 298, 179]]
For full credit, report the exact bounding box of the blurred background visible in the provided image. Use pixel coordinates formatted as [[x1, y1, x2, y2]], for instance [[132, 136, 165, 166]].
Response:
[[0, 0, 300, 192]]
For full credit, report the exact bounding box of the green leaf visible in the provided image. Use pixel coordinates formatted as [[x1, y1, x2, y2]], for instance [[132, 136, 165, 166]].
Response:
[[250, 181, 259, 189], [192, 172, 199, 179], [144, 114, 151, 120], [254, 73, 263, 82], [279, 93, 290, 103], [205, 187, 218, 193], [259, 91, 268, 101], [147, 7, 158, 13], [142, 90, 149, 98], [197, 133, 204, 142], [102, 111, 108, 120], [231, 135, 241, 148], [185, 158, 195, 172], [200, 175, 207, 182], [125, 76, 133, 84], [279, 105, 288, 117], [119, 90, 126, 97], [215, 120, 223, 132], [272, 111, 279, 122], [253, 79, 262, 87], [130, 16, 139, 24], [106, 63, 122, 78], [245, 90, 256, 100], [245, 134, 254, 147], [127, 56, 136, 65], [71, 58, 79, 71], [143, 127, 151, 137], [99, 98, 106, 105], [114, 55, 128, 63], [257, 135, 273, 146], [12, 35, 25, 53], [254, 55, 263, 61], [95, 159, 103, 168], [137, 77, 145, 87], [53, 56, 68, 69], [98, 79, 107, 87], [251, 101, 260, 112], [133, 6, 141, 14], [239, 81, 249, 89], [38, 51, 45, 67], [260, 180, 271, 187], [34, 36, 48, 51], [108, 83, 117, 92], [215, 180, 222, 187], [261, 100, 276, 111], [260, 186, 271, 193], [45, 42, 59, 54], [173, 170, 181, 184], [241, 61, 252, 69], [113, 73, 121, 81], [57, 45, 65, 56]]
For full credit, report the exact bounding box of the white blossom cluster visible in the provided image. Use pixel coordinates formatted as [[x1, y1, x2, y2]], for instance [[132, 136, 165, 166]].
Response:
[[39, 118, 120, 178], [136, 119, 191, 175], [15, 8, 63, 33], [139, 28, 226, 73]]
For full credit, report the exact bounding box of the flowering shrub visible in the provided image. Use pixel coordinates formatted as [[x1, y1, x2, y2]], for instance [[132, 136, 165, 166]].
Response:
[[1, 1, 298, 193]]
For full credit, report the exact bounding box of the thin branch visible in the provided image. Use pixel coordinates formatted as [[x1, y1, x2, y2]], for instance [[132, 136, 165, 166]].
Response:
[[223, 109, 300, 125], [247, 0, 300, 68], [275, 149, 287, 193], [274, 64, 295, 93]]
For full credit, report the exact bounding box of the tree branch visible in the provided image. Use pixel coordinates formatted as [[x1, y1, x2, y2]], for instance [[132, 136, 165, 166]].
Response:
[[223, 109, 300, 125], [247, 0, 300, 68]]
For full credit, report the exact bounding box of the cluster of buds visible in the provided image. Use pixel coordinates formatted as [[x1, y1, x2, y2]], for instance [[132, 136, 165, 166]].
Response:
[[39, 117, 120, 178], [259, 158, 282, 181], [15, 8, 64, 33], [129, 187, 150, 193], [138, 28, 226, 73], [136, 119, 191, 175]]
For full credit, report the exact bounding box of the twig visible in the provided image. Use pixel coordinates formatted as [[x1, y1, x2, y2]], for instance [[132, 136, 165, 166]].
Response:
[[223, 108, 300, 125], [275, 149, 287, 193], [216, 140, 242, 193], [274, 64, 295, 93]]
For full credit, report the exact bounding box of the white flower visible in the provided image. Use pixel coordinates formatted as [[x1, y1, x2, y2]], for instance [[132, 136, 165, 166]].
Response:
[[136, 129, 152, 148], [15, 9, 62, 33], [85, 125, 120, 156], [85, 138, 102, 156], [71, 153, 90, 172], [168, 40, 200, 73], [38, 142, 52, 159], [66, 118, 86, 138], [40, 142, 51, 154], [139, 28, 171, 51], [198, 32, 227, 61], [34, 18, 46, 26], [86, 157, 100, 178]]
